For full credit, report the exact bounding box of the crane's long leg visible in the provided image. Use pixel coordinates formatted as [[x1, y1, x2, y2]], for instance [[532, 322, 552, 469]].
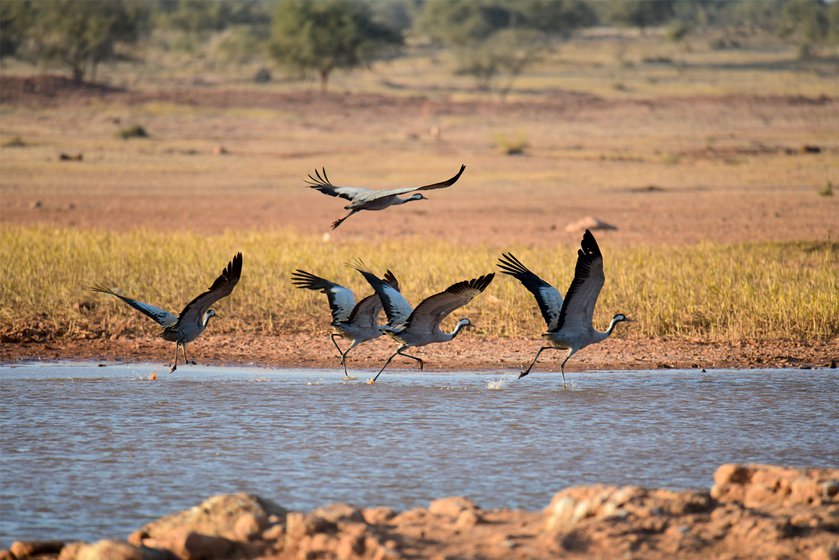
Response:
[[519, 346, 555, 379], [330, 334, 344, 358], [370, 350, 399, 383], [331, 210, 358, 230], [370, 346, 423, 384], [558, 350, 575, 389], [170, 342, 180, 374], [397, 349, 424, 371], [329, 334, 350, 376], [181, 343, 196, 365], [339, 338, 363, 378]]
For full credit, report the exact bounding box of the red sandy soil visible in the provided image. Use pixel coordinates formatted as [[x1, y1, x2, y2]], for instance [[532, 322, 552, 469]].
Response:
[[1, 76, 838, 247]]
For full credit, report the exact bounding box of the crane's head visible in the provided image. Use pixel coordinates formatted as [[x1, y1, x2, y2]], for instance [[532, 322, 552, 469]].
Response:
[[452, 318, 473, 335], [203, 309, 217, 326], [408, 193, 428, 202], [612, 313, 633, 324]]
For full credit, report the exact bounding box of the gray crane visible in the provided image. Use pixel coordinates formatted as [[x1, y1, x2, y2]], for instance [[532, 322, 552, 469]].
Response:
[[92, 252, 242, 373], [306, 164, 466, 229], [355, 266, 494, 383], [497, 230, 631, 386], [291, 268, 400, 377]]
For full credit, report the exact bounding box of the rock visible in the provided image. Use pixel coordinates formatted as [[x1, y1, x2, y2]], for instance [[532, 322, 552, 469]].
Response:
[[564, 216, 617, 233], [10, 540, 65, 558], [455, 508, 482, 530], [362, 507, 396, 525], [129, 494, 285, 559], [809, 545, 839, 560], [232, 513, 262, 542], [312, 502, 365, 524], [130, 493, 285, 547], [261, 522, 284, 542], [711, 464, 839, 507], [58, 542, 86, 560], [75, 540, 144, 560], [335, 523, 368, 558], [182, 532, 234, 559], [428, 496, 479, 519]]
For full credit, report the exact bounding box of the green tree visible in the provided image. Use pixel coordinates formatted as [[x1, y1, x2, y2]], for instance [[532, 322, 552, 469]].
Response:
[[19, 0, 149, 82], [416, 0, 595, 98], [0, 0, 33, 59], [269, 0, 402, 93], [777, 0, 829, 58], [454, 27, 545, 97], [605, 0, 675, 31], [155, 0, 270, 33], [829, 0, 839, 44]]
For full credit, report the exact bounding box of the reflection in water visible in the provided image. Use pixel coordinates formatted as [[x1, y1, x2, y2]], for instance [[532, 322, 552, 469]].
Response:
[[1, 363, 837, 546]]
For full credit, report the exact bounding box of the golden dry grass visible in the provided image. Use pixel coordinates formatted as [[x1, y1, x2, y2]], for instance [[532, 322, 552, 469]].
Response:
[[1, 227, 836, 343]]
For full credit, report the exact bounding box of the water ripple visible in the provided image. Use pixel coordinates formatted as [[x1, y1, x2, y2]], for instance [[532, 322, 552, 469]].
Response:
[[1, 363, 837, 546]]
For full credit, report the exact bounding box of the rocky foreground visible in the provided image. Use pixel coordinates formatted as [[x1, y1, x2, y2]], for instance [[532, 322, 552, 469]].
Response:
[[5, 464, 838, 560]]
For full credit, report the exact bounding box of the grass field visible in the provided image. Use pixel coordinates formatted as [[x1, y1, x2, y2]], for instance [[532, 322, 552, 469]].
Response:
[[1, 227, 836, 343]]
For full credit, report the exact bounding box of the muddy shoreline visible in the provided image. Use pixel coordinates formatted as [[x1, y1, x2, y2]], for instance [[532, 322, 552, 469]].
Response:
[[1, 335, 837, 373]]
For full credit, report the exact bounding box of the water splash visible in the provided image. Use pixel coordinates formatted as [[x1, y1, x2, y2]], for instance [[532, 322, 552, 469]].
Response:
[[487, 376, 511, 390]]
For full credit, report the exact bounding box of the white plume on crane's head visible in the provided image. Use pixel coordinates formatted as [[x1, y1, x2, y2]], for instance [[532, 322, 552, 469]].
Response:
[[203, 309, 217, 326]]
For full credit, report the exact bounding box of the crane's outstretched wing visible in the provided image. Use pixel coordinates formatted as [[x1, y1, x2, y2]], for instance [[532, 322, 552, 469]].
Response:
[[374, 164, 466, 197], [347, 270, 400, 328], [404, 273, 494, 334], [291, 269, 356, 324], [553, 230, 605, 333], [497, 253, 564, 331], [177, 252, 243, 325], [355, 267, 413, 328], [91, 285, 178, 328], [305, 167, 371, 202]]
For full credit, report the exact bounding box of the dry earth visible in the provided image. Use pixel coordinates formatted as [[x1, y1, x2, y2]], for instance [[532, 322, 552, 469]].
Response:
[[1, 76, 837, 247], [4, 464, 838, 560], [1, 334, 837, 375]]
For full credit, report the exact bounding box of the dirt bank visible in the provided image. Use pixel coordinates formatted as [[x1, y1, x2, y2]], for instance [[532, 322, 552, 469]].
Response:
[[1, 335, 837, 374], [5, 464, 838, 559]]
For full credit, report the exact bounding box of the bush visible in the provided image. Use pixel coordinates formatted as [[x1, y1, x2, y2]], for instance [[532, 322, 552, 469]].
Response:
[[117, 125, 149, 139]]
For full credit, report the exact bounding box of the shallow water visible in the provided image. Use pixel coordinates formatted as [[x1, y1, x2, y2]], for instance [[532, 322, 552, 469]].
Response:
[[1, 362, 837, 546]]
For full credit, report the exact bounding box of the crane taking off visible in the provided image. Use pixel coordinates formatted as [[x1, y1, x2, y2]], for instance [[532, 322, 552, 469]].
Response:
[[92, 253, 243, 373], [355, 265, 494, 383], [291, 268, 400, 377], [498, 230, 631, 386]]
